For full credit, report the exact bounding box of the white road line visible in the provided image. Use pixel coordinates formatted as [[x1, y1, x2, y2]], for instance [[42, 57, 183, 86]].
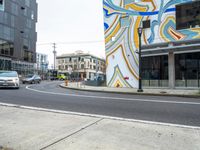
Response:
[[0, 102, 200, 130], [26, 86, 200, 105]]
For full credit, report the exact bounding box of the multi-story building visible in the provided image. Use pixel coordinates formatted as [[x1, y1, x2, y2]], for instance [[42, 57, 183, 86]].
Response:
[[103, 0, 200, 88], [56, 51, 106, 80], [35, 53, 48, 75], [0, 0, 37, 75]]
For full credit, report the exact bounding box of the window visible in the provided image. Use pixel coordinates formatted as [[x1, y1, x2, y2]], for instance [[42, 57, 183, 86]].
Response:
[[24, 50, 34, 62], [11, 15, 15, 27], [142, 20, 151, 29], [142, 55, 169, 87], [65, 58, 69, 63], [176, 1, 200, 30], [0, 40, 14, 56], [0, 0, 4, 11], [81, 64, 84, 69], [74, 65, 77, 70], [0, 59, 11, 70], [25, 0, 30, 7], [31, 11, 35, 20], [120, 16, 129, 28], [175, 52, 200, 87], [1, 26, 14, 41], [11, 3, 18, 15], [26, 19, 32, 28], [23, 38, 29, 47], [58, 66, 61, 70]]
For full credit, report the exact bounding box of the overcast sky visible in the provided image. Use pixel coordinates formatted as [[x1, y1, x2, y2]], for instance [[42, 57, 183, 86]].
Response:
[[36, 0, 105, 68]]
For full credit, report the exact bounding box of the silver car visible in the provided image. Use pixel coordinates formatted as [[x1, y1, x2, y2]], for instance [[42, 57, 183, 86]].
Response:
[[22, 74, 41, 84], [0, 71, 20, 89]]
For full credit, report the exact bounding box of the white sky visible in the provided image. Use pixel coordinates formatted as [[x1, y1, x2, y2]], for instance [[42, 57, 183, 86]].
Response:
[[36, 0, 105, 68]]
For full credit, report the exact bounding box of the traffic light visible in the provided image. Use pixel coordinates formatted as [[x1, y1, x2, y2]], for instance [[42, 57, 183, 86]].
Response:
[[0, 0, 3, 5]]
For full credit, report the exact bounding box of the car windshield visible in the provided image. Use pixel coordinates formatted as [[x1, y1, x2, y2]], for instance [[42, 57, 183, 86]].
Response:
[[0, 71, 18, 77], [26, 75, 34, 78]]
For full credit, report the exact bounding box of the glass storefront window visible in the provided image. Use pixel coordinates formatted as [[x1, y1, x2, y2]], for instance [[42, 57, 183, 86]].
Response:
[[142, 55, 169, 87], [0, 59, 11, 70], [175, 52, 200, 88]]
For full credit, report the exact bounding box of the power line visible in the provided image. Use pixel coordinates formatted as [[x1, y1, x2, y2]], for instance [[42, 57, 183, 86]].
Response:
[[37, 40, 105, 46]]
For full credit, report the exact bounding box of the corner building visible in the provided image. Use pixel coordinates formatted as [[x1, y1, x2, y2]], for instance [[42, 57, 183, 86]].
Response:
[[0, 0, 37, 75], [103, 0, 200, 88]]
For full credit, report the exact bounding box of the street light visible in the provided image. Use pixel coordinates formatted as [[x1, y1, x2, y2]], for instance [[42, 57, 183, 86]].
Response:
[[137, 27, 143, 92]]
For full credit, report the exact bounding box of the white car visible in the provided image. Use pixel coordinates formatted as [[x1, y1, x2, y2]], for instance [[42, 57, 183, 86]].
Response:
[[0, 71, 20, 89]]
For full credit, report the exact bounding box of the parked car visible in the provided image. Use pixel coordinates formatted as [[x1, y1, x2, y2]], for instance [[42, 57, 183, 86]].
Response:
[[22, 74, 41, 84], [0, 71, 20, 89]]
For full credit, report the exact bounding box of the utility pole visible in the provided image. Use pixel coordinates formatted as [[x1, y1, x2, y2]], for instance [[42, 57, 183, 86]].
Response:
[[53, 43, 56, 70]]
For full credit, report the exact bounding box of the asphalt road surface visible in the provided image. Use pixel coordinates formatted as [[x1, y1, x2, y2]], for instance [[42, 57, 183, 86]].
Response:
[[0, 81, 200, 127]]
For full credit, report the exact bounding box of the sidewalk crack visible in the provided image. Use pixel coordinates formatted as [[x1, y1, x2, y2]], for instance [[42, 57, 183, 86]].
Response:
[[40, 118, 103, 150]]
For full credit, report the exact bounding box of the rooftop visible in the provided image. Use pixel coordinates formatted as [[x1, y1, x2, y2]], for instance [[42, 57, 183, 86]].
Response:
[[57, 50, 105, 61]]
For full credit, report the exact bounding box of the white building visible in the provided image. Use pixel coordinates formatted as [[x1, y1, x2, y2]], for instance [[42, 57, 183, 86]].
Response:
[[35, 53, 48, 74], [56, 51, 106, 80]]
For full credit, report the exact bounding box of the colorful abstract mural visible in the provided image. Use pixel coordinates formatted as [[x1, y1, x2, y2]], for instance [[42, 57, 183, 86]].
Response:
[[103, 0, 200, 88]]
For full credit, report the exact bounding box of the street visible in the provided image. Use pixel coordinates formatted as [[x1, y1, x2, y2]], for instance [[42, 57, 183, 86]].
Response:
[[0, 81, 200, 127]]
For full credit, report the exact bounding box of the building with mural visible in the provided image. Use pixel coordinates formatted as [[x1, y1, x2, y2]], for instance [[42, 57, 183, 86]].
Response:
[[0, 0, 37, 75], [103, 0, 200, 88]]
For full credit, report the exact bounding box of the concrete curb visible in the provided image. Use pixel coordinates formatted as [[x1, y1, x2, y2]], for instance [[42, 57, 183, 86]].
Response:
[[59, 84, 200, 98], [1, 102, 200, 130]]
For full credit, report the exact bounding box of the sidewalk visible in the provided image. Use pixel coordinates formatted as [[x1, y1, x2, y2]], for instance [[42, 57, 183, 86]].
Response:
[[60, 82, 200, 97], [0, 105, 200, 150]]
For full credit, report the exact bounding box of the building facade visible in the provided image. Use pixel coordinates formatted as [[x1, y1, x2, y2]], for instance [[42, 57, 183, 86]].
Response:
[[0, 0, 37, 75], [103, 0, 200, 88], [35, 53, 48, 75], [56, 51, 106, 80]]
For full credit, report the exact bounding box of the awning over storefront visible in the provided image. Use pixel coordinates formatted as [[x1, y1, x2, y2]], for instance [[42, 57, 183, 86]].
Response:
[[141, 39, 200, 57]]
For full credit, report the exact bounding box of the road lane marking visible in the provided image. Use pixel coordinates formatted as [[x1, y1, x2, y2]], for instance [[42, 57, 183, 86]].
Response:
[[26, 86, 200, 105], [0, 102, 200, 130]]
